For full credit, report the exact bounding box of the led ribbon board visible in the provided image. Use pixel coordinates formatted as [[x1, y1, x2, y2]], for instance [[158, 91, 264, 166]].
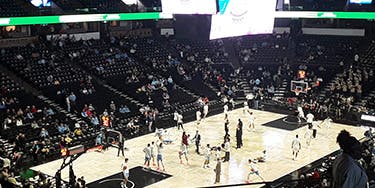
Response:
[[0, 12, 173, 26], [1, 11, 375, 26]]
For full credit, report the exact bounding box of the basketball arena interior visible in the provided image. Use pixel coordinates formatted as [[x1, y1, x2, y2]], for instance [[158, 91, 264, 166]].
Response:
[[0, 0, 375, 187]]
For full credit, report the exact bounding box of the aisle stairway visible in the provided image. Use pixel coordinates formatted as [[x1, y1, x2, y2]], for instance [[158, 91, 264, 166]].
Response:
[[101, 83, 143, 107], [274, 79, 289, 99]]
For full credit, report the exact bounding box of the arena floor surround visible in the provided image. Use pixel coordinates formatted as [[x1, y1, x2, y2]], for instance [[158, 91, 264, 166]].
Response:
[[31, 108, 367, 188]]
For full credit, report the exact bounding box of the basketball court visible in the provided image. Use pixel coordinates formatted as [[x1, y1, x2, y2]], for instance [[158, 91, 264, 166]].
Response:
[[31, 108, 366, 188]]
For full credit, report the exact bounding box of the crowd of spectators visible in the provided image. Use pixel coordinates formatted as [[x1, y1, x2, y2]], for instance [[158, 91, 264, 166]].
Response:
[[1, 32, 375, 187]]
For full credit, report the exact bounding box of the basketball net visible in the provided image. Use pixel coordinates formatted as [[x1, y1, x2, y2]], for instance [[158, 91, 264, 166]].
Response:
[[294, 89, 301, 96]]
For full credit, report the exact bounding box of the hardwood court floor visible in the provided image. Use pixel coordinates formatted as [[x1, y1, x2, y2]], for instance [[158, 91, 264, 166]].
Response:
[[32, 108, 367, 188]]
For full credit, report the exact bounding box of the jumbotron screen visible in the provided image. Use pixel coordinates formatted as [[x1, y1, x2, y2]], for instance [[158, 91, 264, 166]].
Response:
[[210, 0, 276, 40], [161, 0, 218, 14], [350, 0, 372, 4], [30, 0, 51, 7]]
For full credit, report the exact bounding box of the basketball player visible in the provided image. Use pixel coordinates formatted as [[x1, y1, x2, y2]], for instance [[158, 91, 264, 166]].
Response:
[[248, 112, 255, 131], [223, 138, 230, 162], [177, 112, 184, 130], [291, 135, 301, 160], [203, 144, 212, 168], [246, 159, 265, 183], [297, 106, 306, 123], [117, 136, 125, 157], [215, 146, 222, 161], [229, 98, 235, 110], [243, 101, 249, 114], [224, 119, 230, 139], [304, 127, 313, 147], [173, 110, 179, 127], [150, 141, 156, 166], [196, 110, 202, 125], [192, 130, 201, 154], [143, 143, 151, 168], [214, 158, 222, 184], [203, 103, 209, 120], [182, 131, 189, 147], [156, 142, 165, 171], [306, 112, 314, 128], [223, 104, 229, 120], [321, 116, 332, 128], [178, 143, 189, 165], [121, 158, 129, 188]]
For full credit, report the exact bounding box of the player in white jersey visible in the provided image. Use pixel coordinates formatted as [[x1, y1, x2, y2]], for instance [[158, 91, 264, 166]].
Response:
[[246, 159, 265, 183], [203, 104, 209, 119], [121, 158, 129, 188], [173, 110, 179, 127], [223, 104, 229, 120], [306, 113, 314, 128], [321, 117, 332, 128], [291, 135, 301, 160], [177, 113, 184, 130], [196, 110, 202, 125], [243, 101, 249, 114], [203, 144, 212, 168], [178, 143, 189, 165], [143, 143, 151, 168], [150, 141, 156, 166], [215, 146, 222, 161], [304, 127, 313, 147], [156, 142, 165, 171], [297, 106, 305, 123], [248, 112, 255, 130]]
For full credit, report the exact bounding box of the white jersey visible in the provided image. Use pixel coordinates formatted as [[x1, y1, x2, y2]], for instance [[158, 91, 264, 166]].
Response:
[[157, 145, 163, 155], [205, 147, 211, 160], [249, 114, 255, 123], [304, 129, 312, 139], [246, 93, 254, 100], [173, 112, 178, 121], [292, 138, 301, 151], [122, 162, 129, 175], [150, 144, 154, 156], [297, 107, 305, 118], [249, 162, 259, 172], [244, 101, 249, 108], [177, 114, 183, 123], [224, 141, 230, 152], [306, 113, 314, 124], [203, 105, 208, 114], [143, 146, 151, 158], [224, 105, 229, 113], [323, 117, 332, 127], [215, 150, 221, 160], [196, 111, 202, 121]]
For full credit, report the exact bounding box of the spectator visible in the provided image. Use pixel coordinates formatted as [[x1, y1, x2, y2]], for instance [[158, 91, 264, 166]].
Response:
[[119, 105, 130, 113], [31, 120, 40, 129], [109, 101, 116, 112], [332, 130, 368, 188], [39, 128, 49, 140], [74, 125, 83, 136], [43, 107, 55, 116]]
